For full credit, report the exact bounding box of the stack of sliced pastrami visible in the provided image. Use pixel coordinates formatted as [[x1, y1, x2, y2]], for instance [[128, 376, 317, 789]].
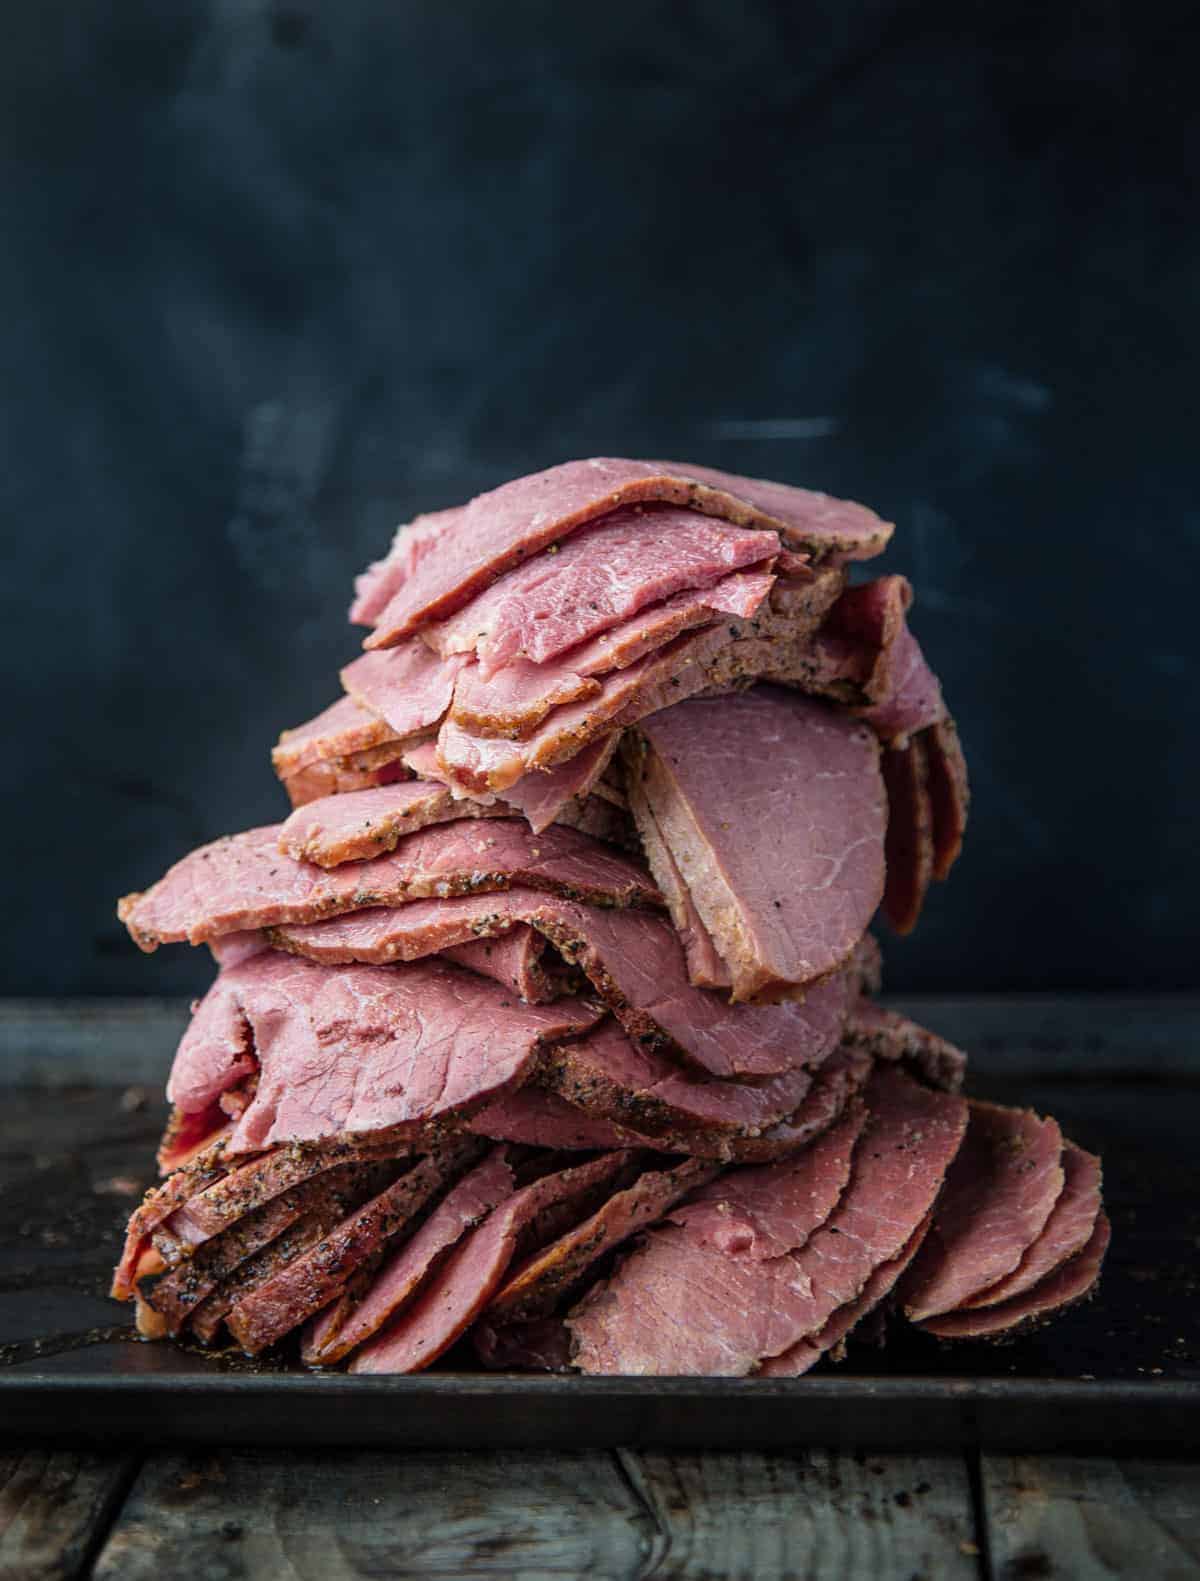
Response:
[[112, 459, 1106, 1375]]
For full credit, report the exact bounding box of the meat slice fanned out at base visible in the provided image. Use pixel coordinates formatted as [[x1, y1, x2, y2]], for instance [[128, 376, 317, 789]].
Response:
[[166, 952, 602, 1154], [364, 457, 888, 646], [632, 689, 886, 1000], [569, 1069, 967, 1375], [303, 1147, 516, 1365], [924, 719, 970, 881], [842, 1001, 967, 1092], [188, 1212, 330, 1343], [350, 1152, 637, 1374], [900, 1101, 1065, 1322], [119, 818, 661, 951], [756, 1211, 932, 1376], [665, 1105, 868, 1260], [879, 738, 935, 936], [147, 1161, 391, 1333], [340, 642, 469, 739], [110, 1135, 231, 1300], [960, 1142, 1102, 1310], [166, 1136, 405, 1248], [277, 782, 507, 868], [566, 1103, 866, 1375], [226, 1144, 480, 1353], [917, 1211, 1111, 1341], [486, 1157, 720, 1326], [425, 506, 779, 677]]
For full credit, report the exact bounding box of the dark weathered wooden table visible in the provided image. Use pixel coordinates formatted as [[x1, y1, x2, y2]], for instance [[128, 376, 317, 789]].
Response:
[[2, 997, 1198, 1579]]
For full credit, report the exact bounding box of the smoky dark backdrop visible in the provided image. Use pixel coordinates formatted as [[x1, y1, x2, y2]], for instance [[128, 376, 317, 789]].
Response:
[[2, 1, 1195, 997]]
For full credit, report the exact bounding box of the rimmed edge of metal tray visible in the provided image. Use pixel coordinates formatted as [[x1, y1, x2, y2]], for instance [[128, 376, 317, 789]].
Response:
[[3, 1362, 1197, 1453]]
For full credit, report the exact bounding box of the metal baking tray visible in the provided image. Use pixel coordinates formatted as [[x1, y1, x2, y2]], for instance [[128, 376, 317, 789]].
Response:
[[2, 997, 1197, 1450]]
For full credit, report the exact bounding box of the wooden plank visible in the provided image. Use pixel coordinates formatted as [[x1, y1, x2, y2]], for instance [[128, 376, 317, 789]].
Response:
[[91, 1448, 656, 1580], [618, 1448, 980, 1579], [981, 1455, 1200, 1579], [0, 1448, 138, 1581], [4, 996, 1197, 1085]]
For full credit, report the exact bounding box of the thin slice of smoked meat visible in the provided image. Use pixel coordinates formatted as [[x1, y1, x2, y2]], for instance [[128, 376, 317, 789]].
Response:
[[900, 1101, 1065, 1322]]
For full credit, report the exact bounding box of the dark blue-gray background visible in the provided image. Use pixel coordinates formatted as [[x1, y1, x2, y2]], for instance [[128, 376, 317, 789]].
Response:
[[2, 1, 1195, 997]]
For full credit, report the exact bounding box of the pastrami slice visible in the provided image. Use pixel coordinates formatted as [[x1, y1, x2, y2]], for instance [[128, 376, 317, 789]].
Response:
[[119, 817, 661, 951], [148, 1161, 389, 1334], [469, 1085, 658, 1153], [302, 1147, 516, 1365], [226, 1146, 479, 1353], [665, 1103, 869, 1260], [756, 1210, 933, 1377], [626, 769, 731, 990], [272, 695, 396, 778], [275, 892, 856, 1082], [859, 624, 946, 747], [568, 1069, 966, 1375], [276, 781, 504, 868], [635, 688, 886, 1001], [541, 1019, 820, 1140], [919, 1212, 1110, 1340], [961, 1142, 1101, 1310], [350, 506, 462, 627], [167, 1136, 406, 1247], [363, 457, 888, 646], [880, 738, 935, 936], [498, 735, 620, 834], [340, 641, 468, 739], [349, 1152, 636, 1374], [923, 719, 970, 881], [166, 953, 603, 1152], [441, 925, 559, 1002], [486, 1156, 720, 1325], [842, 1001, 967, 1092], [426, 506, 778, 676], [900, 1101, 1066, 1322]]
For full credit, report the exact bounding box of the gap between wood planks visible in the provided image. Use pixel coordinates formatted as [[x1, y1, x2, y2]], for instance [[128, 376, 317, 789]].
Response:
[[4, 1445, 985, 1580], [5, 1444, 1199, 1577]]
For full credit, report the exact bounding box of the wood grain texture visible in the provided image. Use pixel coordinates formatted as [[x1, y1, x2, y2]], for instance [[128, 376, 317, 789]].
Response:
[[91, 1448, 657, 1580], [982, 1455, 1200, 1580], [0, 1448, 138, 1581], [618, 1449, 980, 1579]]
